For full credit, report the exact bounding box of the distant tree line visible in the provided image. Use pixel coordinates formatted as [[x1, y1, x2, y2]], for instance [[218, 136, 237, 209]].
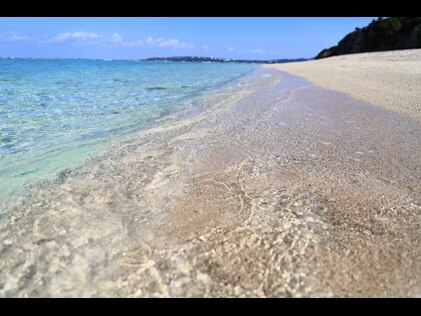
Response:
[[144, 56, 308, 64]]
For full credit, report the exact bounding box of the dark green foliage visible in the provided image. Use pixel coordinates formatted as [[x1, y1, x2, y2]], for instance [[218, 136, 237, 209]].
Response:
[[316, 17, 421, 59]]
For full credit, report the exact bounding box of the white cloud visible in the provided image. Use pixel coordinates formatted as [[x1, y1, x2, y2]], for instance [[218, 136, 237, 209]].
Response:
[[53, 31, 102, 42], [227, 47, 234, 52], [51, 32, 125, 44], [108, 33, 122, 43], [118, 35, 191, 49], [145, 37, 188, 48], [2, 30, 191, 51], [9, 35, 31, 41], [202, 44, 209, 51], [0, 33, 31, 42], [250, 48, 265, 55]]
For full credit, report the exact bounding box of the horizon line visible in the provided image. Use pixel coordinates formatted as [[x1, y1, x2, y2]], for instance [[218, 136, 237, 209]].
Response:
[[0, 55, 310, 62]]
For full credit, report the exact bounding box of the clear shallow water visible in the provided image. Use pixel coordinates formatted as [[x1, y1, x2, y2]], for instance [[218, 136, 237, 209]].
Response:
[[0, 59, 254, 200]]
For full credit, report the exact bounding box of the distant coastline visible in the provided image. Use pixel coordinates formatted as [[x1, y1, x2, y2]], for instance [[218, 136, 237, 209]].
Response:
[[143, 56, 308, 64]]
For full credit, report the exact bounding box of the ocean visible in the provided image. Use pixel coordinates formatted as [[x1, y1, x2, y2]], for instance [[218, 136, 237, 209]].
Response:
[[0, 58, 254, 204]]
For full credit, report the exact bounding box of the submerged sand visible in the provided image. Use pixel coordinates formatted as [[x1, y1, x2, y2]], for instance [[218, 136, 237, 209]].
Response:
[[268, 49, 421, 122], [0, 57, 420, 297]]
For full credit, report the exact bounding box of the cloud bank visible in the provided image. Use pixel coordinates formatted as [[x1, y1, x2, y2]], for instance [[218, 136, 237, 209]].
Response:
[[1, 31, 191, 50], [53, 31, 101, 42], [49, 32, 190, 49]]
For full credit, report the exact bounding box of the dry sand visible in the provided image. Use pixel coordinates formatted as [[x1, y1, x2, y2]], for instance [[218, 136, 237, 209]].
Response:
[[268, 49, 421, 122], [0, 57, 420, 297]]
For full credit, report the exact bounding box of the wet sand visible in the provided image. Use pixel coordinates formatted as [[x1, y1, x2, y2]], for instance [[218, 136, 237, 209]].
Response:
[[0, 67, 420, 297], [268, 49, 421, 122]]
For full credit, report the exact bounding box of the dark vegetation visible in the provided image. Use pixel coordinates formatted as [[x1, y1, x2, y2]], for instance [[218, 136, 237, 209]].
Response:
[[316, 17, 421, 59]]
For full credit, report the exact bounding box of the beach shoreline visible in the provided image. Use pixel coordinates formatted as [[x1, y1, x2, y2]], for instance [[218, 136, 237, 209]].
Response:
[[267, 49, 421, 122], [0, 56, 420, 297]]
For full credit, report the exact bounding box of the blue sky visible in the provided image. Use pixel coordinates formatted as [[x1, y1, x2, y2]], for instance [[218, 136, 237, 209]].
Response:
[[0, 18, 376, 59]]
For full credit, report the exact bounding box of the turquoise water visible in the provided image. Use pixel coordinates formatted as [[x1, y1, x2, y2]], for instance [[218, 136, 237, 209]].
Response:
[[0, 59, 254, 200]]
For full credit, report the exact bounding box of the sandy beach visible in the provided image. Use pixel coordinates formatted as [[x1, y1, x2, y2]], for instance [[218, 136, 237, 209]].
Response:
[[0, 51, 420, 297], [268, 49, 421, 122]]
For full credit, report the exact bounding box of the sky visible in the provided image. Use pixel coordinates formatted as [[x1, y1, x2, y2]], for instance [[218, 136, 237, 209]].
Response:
[[0, 18, 376, 60]]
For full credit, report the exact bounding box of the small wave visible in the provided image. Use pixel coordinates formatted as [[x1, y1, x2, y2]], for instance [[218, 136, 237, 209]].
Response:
[[13, 167, 40, 177], [145, 86, 167, 91]]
